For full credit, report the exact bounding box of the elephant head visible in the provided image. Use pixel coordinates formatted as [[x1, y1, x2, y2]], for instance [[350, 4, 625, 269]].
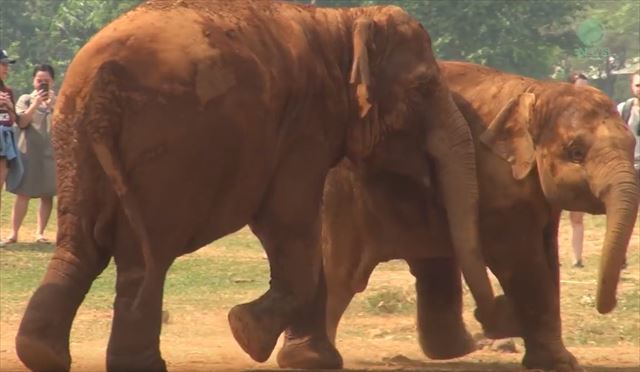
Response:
[[345, 7, 497, 325], [480, 83, 639, 314]]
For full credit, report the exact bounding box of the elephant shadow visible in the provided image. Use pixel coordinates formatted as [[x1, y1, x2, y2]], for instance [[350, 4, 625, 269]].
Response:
[[247, 355, 639, 371]]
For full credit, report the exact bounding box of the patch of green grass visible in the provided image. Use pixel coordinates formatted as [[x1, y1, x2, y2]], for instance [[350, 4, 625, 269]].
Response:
[[164, 252, 269, 309], [363, 286, 415, 315]]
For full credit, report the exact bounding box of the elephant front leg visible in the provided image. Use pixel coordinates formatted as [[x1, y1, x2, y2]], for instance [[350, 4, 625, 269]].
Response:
[[232, 151, 340, 367], [106, 237, 169, 372], [16, 224, 110, 372], [484, 219, 579, 371], [277, 214, 370, 369], [276, 268, 344, 370], [508, 272, 579, 371], [408, 258, 475, 359], [235, 220, 340, 368]]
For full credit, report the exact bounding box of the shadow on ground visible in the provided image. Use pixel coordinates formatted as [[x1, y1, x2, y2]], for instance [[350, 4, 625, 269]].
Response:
[[247, 354, 639, 371], [0, 242, 54, 253]]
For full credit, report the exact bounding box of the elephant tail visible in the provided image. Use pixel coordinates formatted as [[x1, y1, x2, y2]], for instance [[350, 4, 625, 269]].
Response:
[[84, 61, 158, 314]]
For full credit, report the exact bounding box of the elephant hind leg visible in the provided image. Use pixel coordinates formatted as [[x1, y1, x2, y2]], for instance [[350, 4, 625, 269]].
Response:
[[325, 274, 359, 344], [106, 226, 171, 372], [16, 245, 110, 372], [408, 257, 475, 360], [106, 271, 168, 372]]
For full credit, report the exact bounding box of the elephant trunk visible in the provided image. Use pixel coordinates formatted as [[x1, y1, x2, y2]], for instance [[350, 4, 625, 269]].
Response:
[[595, 167, 639, 314], [426, 89, 496, 322]]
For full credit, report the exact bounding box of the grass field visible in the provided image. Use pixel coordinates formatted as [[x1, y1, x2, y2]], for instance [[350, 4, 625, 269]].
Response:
[[1, 191, 639, 371]]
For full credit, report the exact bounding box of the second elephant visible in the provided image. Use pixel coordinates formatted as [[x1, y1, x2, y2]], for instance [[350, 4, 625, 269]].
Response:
[[278, 61, 639, 371]]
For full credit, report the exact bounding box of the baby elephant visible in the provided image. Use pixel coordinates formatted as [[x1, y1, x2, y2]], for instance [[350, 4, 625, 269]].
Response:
[[278, 61, 639, 372]]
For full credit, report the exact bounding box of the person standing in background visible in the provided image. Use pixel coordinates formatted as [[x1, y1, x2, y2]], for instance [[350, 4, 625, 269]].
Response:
[[0, 49, 20, 246], [2, 64, 57, 245], [615, 70, 639, 270], [566, 71, 589, 268], [617, 70, 640, 178]]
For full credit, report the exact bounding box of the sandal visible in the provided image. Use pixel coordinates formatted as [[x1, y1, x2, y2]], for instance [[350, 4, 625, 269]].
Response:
[[35, 237, 51, 244], [0, 237, 17, 246]]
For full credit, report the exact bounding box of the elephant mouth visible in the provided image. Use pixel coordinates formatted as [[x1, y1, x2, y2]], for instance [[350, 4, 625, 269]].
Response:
[[557, 188, 605, 215], [579, 203, 606, 215]]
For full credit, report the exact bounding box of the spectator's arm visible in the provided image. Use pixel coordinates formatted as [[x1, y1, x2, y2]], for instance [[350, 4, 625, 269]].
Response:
[[16, 95, 38, 129]]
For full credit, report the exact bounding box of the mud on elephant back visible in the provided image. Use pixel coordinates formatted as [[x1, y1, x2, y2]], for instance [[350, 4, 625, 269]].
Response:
[[14, 1, 507, 371], [278, 61, 640, 371]]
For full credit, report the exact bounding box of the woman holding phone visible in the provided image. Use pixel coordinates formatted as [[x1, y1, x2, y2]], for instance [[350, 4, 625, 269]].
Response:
[[2, 64, 57, 245]]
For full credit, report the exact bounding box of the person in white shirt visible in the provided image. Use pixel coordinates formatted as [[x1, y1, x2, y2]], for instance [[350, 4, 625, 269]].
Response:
[[617, 70, 640, 178]]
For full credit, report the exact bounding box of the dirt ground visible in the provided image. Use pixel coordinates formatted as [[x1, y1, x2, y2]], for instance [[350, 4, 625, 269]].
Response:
[[1, 309, 639, 372], [1, 213, 639, 371], [2, 297, 639, 371]]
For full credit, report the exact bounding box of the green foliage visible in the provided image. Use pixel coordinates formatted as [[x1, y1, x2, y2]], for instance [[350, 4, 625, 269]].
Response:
[[310, 0, 586, 79], [1, 0, 638, 95], [560, 0, 640, 100], [310, 0, 638, 85], [408, 0, 586, 79], [0, 0, 142, 95]]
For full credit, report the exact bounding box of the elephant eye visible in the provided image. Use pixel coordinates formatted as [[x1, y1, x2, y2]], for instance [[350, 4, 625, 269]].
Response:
[[414, 81, 431, 96], [567, 143, 586, 163]]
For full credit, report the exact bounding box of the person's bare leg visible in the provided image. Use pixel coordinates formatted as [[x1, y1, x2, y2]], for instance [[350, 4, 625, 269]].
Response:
[[0, 158, 7, 216], [569, 212, 584, 267], [8, 194, 30, 242], [0, 158, 7, 243], [36, 197, 54, 240]]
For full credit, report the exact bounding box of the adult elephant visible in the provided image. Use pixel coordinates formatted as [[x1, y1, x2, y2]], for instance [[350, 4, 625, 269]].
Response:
[[14, 2, 506, 371], [278, 61, 640, 371]]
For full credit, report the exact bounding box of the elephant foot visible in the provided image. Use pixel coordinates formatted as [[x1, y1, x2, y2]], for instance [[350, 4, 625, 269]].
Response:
[[476, 295, 522, 339], [419, 323, 475, 360], [16, 285, 77, 372], [523, 344, 582, 372], [16, 334, 71, 372], [228, 290, 292, 362], [107, 349, 167, 372], [277, 332, 343, 369]]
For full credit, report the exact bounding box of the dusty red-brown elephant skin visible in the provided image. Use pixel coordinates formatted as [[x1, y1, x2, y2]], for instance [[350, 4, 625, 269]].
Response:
[[279, 61, 639, 371], [14, 2, 508, 371]]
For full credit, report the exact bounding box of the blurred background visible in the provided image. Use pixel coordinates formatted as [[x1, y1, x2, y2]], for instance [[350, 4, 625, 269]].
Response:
[[0, 0, 638, 100]]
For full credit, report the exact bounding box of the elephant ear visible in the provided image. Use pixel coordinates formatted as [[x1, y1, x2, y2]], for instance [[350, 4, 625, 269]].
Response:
[[347, 17, 383, 161], [350, 17, 373, 118], [479, 93, 536, 180]]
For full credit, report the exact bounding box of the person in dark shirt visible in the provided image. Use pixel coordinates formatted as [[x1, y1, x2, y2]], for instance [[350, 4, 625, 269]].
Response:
[[0, 49, 19, 241]]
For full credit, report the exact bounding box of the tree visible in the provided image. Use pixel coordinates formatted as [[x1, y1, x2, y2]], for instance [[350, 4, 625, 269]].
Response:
[[308, 0, 586, 79], [559, 0, 640, 100], [0, 0, 141, 95], [2, 0, 636, 96]]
